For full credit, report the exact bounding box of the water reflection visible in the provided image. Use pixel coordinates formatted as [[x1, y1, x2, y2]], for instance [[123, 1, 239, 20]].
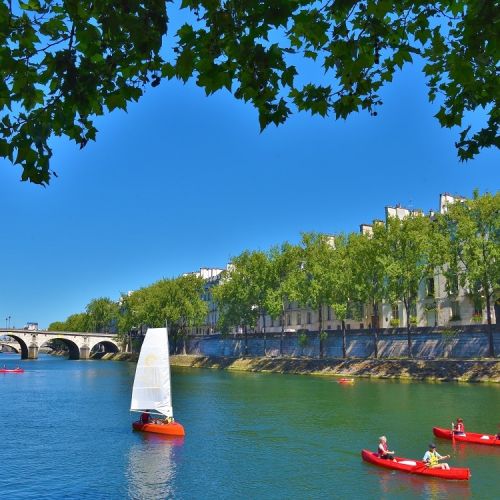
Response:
[[126, 432, 184, 498], [451, 441, 500, 460], [367, 465, 471, 499]]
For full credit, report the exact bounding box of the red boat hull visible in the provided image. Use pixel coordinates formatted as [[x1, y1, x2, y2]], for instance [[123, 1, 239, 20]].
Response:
[[0, 368, 24, 373], [433, 427, 500, 447], [361, 450, 470, 480], [338, 378, 354, 384], [132, 421, 185, 436]]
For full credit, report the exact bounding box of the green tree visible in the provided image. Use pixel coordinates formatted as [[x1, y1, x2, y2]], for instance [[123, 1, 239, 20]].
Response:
[[122, 274, 207, 353], [438, 190, 500, 356], [266, 242, 303, 356], [298, 232, 336, 358], [63, 312, 89, 332], [382, 214, 437, 357], [349, 225, 387, 358], [328, 234, 358, 359], [86, 297, 120, 333], [213, 250, 271, 354], [2, 1, 496, 184], [47, 320, 66, 331]]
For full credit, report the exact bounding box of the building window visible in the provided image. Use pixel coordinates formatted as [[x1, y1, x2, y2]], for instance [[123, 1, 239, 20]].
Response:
[[307, 312, 312, 324], [297, 313, 301, 325], [426, 277, 435, 297], [360, 323, 364, 329], [346, 324, 351, 330], [450, 301, 461, 321], [327, 307, 332, 321], [287, 314, 291, 326]]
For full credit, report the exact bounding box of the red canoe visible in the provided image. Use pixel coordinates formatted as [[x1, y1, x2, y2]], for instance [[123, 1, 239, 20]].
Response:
[[132, 421, 185, 437], [338, 378, 355, 384], [0, 368, 24, 373], [361, 450, 470, 480], [433, 427, 500, 447]]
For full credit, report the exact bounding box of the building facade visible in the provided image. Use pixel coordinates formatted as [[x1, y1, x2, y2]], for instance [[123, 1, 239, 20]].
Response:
[[190, 193, 496, 335]]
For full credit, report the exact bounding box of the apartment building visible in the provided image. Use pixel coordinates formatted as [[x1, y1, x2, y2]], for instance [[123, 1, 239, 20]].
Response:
[[184, 267, 225, 334], [191, 193, 496, 335]]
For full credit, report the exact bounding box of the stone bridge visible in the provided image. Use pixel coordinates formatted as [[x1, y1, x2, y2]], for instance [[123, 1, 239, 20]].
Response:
[[0, 340, 21, 353], [0, 328, 122, 360]]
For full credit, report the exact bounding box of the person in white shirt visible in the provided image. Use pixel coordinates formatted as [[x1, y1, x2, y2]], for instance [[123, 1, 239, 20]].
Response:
[[423, 443, 450, 469]]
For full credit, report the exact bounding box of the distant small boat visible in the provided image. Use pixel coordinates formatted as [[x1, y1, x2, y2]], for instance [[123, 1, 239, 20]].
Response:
[[0, 368, 24, 373], [433, 427, 500, 447], [130, 327, 185, 437], [338, 378, 354, 384]]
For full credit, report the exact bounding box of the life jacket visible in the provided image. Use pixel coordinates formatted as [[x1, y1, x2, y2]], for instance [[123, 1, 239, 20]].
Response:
[[456, 422, 464, 433], [379, 442, 388, 455], [428, 451, 439, 466]]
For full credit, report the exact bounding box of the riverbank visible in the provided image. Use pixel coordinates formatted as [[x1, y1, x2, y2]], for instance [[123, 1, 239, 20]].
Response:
[[168, 355, 500, 383]]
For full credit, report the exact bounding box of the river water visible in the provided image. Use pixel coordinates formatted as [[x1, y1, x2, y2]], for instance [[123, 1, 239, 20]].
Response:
[[0, 353, 499, 499]]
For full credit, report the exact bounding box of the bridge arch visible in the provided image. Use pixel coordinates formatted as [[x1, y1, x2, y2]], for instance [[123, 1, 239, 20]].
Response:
[[40, 338, 81, 360], [3, 335, 29, 359], [89, 340, 120, 356], [0, 342, 20, 354]]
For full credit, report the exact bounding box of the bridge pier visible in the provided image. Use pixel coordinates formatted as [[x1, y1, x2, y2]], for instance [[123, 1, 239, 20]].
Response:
[[28, 343, 39, 359], [80, 345, 90, 360]]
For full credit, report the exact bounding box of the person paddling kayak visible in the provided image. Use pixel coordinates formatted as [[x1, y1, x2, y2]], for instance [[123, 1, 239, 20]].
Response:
[[452, 418, 465, 436], [378, 436, 396, 461], [423, 443, 450, 470]]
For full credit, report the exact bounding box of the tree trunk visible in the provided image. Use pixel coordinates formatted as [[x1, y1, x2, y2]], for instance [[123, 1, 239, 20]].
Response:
[[280, 305, 285, 356], [262, 309, 267, 356], [405, 299, 412, 359], [342, 319, 347, 359], [318, 305, 324, 359], [244, 325, 248, 356], [373, 301, 379, 359], [485, 292, 495, 357]]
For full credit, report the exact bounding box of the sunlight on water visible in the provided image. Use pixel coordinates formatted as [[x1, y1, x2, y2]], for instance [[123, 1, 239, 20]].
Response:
[[1, 353, 499, 499]]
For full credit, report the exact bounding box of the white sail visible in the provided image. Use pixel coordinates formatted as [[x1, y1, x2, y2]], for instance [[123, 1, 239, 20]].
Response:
[[130, 327, 173, 417]]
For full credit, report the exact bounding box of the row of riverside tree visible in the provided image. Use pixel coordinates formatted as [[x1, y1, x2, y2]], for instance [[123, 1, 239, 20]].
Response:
[[213, 191, 499, 358], [48, 191, 498, 357], [48, 274, 207, 352]]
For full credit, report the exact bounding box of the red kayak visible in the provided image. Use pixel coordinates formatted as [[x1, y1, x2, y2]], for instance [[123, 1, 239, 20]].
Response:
[[338, 378, 354, 384], [0, 368, 24, 373], [132, 421, 185, 437], [433, 427, 500, 447], [361, 450, 470, 480]]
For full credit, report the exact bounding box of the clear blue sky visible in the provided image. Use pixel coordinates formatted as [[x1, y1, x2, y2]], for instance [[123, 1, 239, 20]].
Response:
[[1, 44, 498, 328]]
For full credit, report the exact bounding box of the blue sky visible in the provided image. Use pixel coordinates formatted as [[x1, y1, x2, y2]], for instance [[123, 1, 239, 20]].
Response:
[[1, 45, 498, 328]]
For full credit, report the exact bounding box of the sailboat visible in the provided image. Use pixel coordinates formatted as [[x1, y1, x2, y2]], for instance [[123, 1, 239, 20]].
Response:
[[130, 327, 185, 436]]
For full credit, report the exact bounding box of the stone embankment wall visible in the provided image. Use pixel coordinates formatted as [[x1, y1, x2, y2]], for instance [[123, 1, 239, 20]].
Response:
[[170, 356, 500, 382], [184, 325, 500, 359]]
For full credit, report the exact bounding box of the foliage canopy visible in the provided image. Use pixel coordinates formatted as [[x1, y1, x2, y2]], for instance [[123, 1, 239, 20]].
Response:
[[1, 1, 498, 184]]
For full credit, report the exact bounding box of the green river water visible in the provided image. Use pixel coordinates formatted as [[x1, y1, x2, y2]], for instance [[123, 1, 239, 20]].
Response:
[[0, 353, 499, 499]]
